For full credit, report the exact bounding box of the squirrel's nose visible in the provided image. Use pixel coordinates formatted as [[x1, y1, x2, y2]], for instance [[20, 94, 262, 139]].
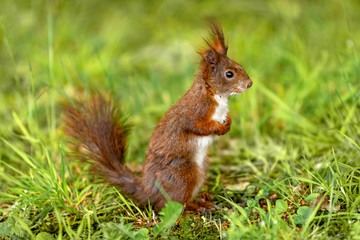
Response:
[[247, 81, 253, 89]]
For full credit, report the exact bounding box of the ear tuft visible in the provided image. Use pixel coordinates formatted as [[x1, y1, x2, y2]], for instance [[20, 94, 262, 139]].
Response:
[[208, 22, 228, 55], [197, 22, 228, 61]]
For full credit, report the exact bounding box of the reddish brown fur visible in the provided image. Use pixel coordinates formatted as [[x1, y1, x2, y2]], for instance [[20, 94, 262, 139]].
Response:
[[64, 23, 252, 210]]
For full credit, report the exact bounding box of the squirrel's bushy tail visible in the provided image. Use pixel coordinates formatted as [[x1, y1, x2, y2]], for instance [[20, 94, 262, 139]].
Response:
[[64, 95, 145, 203]]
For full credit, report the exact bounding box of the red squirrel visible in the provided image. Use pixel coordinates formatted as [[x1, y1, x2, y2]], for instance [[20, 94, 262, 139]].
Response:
[[64, 23, 252, 210]]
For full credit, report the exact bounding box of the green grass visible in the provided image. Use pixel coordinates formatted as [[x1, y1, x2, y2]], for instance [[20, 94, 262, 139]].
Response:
[[1, 0, 360, 239]]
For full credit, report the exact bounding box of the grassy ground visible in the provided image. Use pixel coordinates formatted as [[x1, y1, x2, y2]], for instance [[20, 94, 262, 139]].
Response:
[[1, 0, 360, 239]]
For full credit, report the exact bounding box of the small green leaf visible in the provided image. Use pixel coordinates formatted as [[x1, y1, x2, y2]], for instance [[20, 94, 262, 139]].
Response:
[[293, 206, 312, 225], [153, 201, 183, 238], [0, 219, 13, 237], [246, 199, 257, 208], [247, 187, 255, 195], [100, 220, 149, 240], [255, 188, 269, 200], [274, 199, 288, 214], [134, 228, 149, 240], [36, 232, 56, 240], [304, 193, 319, 203], [243, 207, 251, 216], [11, 216, 32, 239]]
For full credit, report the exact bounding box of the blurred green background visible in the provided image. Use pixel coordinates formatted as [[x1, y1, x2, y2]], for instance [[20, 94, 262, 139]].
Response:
[[0, 0, 359, 174]]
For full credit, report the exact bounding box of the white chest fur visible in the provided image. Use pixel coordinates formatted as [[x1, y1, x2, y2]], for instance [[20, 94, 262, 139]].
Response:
[[212, 94, 229, 124], [194, 94, 229, 168]]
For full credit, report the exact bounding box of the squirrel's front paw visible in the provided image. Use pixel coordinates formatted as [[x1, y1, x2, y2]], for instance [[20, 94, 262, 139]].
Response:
[[220, 115, 232, 134], [215, 119, 231, 135], [223, 118, 231, 134], [224, 116, 232, 129]]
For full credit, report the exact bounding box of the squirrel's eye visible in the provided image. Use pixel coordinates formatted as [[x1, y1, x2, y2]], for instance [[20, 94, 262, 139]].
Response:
[[225, 71, 234, 78]]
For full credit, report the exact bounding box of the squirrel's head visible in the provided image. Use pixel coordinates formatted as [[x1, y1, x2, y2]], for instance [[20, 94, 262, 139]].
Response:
[[198, 23, 252, 96]]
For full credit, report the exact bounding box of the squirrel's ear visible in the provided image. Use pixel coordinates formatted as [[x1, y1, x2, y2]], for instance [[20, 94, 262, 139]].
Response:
[[205, 50, 217, 65], [198, 49, 218, 70]]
